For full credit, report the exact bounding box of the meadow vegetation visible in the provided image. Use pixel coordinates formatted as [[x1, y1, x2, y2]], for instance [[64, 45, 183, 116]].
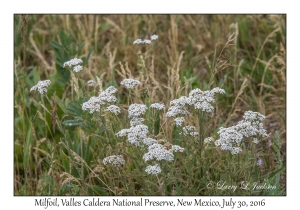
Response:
[[14, 14, 286, 195]]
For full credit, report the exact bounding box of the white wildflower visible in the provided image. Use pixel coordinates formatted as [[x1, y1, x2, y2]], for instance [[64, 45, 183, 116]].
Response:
[[106, 105, 121, 115], [120, 78, 141, 89], [87, 80, 96, 86], [151, 34, 158, 40], [142, 137, 158, 146], [171, 145, 185, 152], [145, 164, 161, 175], [117, 125, 149, 146], [30, 80, 51, 94], [82, 86, 117, 113], [166, 105, 190, 117], [128, 104, 147, 118], [116, 128, 131, 137], [73, 65, 83, 72], [231, 147, 242, 155], [214, 110, 268, 154], [252, 138, 259, 144], [98, 86, 117, 103], [102, 155, 125, 167], [166, 96, 190, 117], [185, 87, 225, 113], [204, 137, 214, 144], [130, 118, 145, 127], [143, 143, 174, 162], [174, 117, 185, 127], [82, 96, 103, 114], [133, 39, 143, 44], [143, 39, 151, 44], [63, 57, 83, 68], [181, 125, 199, 137], [150, 103, 165, 111]]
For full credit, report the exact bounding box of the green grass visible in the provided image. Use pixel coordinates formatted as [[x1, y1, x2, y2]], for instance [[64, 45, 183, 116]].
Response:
[[14, 14, 286, 195]]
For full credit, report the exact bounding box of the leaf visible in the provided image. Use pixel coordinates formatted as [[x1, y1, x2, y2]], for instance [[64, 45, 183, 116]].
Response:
[[55, 95, 67, 114], [87, 184, 109, 196], [50, 40, 63, 49], [23, 123, 32, 172], [77, 42, 85, 53], [56, 63, 70, 83], [86, 49, 92, 62], [66, 101, 82, 116], [59, 30, 67, 47], [62, 120, 84, 127], [267, 166, 285, 179]]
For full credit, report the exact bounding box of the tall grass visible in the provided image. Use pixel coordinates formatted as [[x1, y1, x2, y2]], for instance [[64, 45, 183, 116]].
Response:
[[14, 14, 286, 195]]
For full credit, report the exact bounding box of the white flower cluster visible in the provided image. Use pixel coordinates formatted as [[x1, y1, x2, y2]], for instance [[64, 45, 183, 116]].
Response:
[[130, 118, 145, 127], [204, 137, 214, 144], [143, 143, 174, 162], [106, 105, 121, 115], [175, 117, 185, 127], [30, 80, 51, 94], [166, 87, 225, 117], [73, 65, 83, 72], [150, 103, 165, 111], [142, 138, 158, 146], [133, 34, 158, 45], [87, 80, 96, 86], [120, 78, 141, 89], [63, 58, 83, 72], [82, 86, 117, 114], [116, 124, 149, 146], [185, 87, 225, 112], [170, 145, 185, 152], [151, 34, 158, 40], [102, 155, 125, 167], [145, 164, 161, 175], [166, 96, 190, 117], [214, 111, 268, 155], [128, 104, 147, 118], [181, 125, 199, 137]]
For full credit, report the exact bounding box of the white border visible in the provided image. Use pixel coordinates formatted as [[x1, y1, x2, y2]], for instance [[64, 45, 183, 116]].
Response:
[[2, 0, 297, 209]]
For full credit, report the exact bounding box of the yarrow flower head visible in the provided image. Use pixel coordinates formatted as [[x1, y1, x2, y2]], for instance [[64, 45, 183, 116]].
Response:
[[130, 118, 145, 127], [150, 103, 165, 111], [116, 124, 149, 146], [142, 138, 158, 146], [143, 143, 174, 162], [180, 125, 199, 137], [82, 86, 117, 114], [170, 145, 185, 152], [166, 96, 190, 118], [73, 65, 83, 72], [133, 34, 157, 44], [145, 164, 161, 175], [102, 155, 125, 167], [174, 117, 185, 127], [185, 87, 225, 113], [120, 78, 141, 89], [63, 58, 83, 68], [87, 80, 96, 86], [204, 137, 214, 144], [106, 105, 121, 115], [214, 110, 268, 155], [143, 39, 151, 44], [30, 80, 51, 94], [151, 34, 158, 40], [63, 58, 83, 72], [128, 104, 147, 118], [133, 39, 143, 44]]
